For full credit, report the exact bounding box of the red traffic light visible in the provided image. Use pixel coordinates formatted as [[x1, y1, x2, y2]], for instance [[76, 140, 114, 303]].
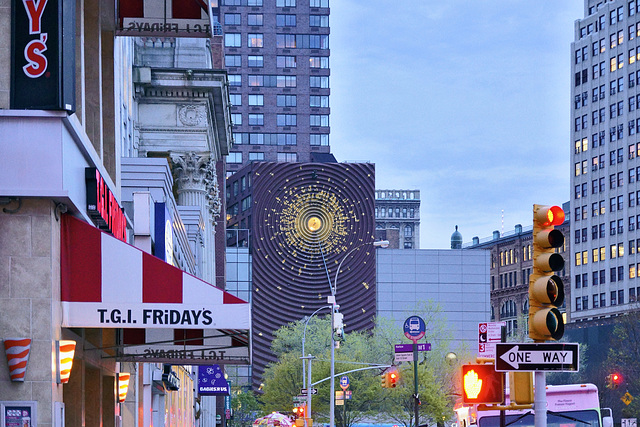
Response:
[[535, 205, 565, 227], [389, 371, 397, 387], [612, 373, 622, 384], [461, 364, 504, 404]]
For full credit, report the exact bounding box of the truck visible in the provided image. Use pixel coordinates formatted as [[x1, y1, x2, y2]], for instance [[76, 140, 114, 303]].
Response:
[[455, 383, 613, 427]]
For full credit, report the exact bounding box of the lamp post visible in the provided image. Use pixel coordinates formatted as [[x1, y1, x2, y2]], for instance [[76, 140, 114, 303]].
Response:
[[302, 305, 332, 387], [328, 240, 389, 427]]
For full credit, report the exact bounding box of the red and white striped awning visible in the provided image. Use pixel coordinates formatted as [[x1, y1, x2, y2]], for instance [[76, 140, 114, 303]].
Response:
[[60, 215, 250, 330]]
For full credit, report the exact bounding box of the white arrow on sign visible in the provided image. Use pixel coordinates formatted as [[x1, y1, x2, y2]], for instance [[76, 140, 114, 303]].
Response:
[[500, 345, 573, 369]]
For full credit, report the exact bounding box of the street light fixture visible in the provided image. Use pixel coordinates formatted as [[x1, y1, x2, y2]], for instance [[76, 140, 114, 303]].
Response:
[[328, 240, 389, 427]]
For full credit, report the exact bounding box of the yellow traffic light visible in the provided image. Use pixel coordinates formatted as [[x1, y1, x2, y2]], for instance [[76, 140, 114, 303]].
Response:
[[381, 373, 388, 388], [529, 204, 566, 341], [509, 372, 534, 404]]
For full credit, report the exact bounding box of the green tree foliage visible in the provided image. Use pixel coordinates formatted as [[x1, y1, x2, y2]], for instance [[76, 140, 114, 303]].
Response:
[[229, 390, 263, 427], [260, 302, 471, 427]]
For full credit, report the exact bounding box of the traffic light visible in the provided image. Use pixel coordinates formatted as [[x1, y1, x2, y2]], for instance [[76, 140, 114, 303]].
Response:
[[509, 372, 534, 404], [293, 405, 306, 418], [461, 364, 504, 404], [606, 373, 622, 389], [381, 372, 388, 388], [529, 204, 566, 341], [387, 369, 398, 388]]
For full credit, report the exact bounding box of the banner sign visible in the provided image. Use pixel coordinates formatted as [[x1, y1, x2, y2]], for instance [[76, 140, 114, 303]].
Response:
[[11, 0, 75, 111], [198, 365, 230, 396], [86, 168, 127, 242]]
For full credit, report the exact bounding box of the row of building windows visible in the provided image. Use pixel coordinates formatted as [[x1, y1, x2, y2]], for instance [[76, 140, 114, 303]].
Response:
[[376, 191, 419, 200], [228, 74, 330, 88], [227, 151, 298, 164], [221, 0, 329, 7], [227, 175, 252, 199], [226, 55, 328, 70], [230, 112, 329, 127], [574, 287, 640, 311], [578, 5, 629, 39], [224, 33, 329, 49], [232, 132, 328, 146], [374, 207, 416, 219], [224, 13, 329, 27]]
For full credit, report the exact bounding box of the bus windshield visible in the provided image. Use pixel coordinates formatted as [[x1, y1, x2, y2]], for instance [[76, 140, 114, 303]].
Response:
[[478, 410, 601, 427]]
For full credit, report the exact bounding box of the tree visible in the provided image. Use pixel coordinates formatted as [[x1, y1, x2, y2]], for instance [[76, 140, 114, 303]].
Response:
[[229, 390, 262, 427]]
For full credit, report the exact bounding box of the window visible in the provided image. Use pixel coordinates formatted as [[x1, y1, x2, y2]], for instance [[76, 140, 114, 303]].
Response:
[[310, 95, 329, 107], [229, 94, 241, 106], [229, 75, 241, 86], [248, 33, 263, 48], [309, 56, 329, 68], [248, 114, 263, 126], [277, 114, 297, 126], [611, 290, 617, 305], [227, 152, 242, 163], [224, 13, 241, 25], [276, 152, 297, 162], [277, 55, 297, 68], [310, 15, 329, 27], [248, 95, 264, 106], [310, 134, 329, 146], [310, 76, 329, 88], [276, 0, 296, 5], [241, 196, 251, 212], [310, 0, 328, 6], [276, 14, 296, 26], [404, 225, 412, 237], [248, 55, 264, 67], [248, 14, 263, 26], [225, 54, 242, 67], [225, 33, 241, 47], [277, 95, 297, 107], [249, 152, 264, 161], [230, 113, 242, 126], [310, 115, 329, 127]]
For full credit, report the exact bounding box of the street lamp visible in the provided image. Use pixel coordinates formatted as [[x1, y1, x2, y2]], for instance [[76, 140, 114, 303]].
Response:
[[327, 240, 389, 427], [301, 305, 332, 387]]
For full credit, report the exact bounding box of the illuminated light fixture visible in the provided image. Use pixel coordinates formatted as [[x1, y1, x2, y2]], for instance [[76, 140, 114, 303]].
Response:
[[56, 340, 76, 384], [3, 338, 32, 382], [307, 216, 322, 232], [118, 373, 131, 402]]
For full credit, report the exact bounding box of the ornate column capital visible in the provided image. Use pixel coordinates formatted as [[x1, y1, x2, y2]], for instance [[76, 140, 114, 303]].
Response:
[[170, 152, 221, 223]]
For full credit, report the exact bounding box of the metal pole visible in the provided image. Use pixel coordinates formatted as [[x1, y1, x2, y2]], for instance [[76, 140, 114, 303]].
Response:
[[330, 307, 335, 427], [307, 354, 313, 427], [413, 342, 419, 427], [534, 371, 546, 427]]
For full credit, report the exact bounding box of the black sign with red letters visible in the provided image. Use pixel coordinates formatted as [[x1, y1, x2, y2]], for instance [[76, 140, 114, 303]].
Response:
[[11, 0, 75, 111]]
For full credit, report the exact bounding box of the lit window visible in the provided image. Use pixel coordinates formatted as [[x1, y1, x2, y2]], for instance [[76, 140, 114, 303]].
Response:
[[248, 34, 264, 48]]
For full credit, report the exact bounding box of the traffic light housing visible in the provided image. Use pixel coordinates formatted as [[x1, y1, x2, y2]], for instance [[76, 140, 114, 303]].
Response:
[[606, 373, 622, 389], [529, 204, 566, 341], [387, 369, 398, 388], [509, 372, 534, 404], [381, 372, 388, 388], [461, 364, 504, 404], [293, 405, 306, 418]]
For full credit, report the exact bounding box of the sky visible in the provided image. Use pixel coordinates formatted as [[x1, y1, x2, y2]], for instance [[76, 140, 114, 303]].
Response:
[[328, 0, 584, 249]]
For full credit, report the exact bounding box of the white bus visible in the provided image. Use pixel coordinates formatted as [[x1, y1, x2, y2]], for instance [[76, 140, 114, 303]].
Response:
[[455, 384, 613, 427]]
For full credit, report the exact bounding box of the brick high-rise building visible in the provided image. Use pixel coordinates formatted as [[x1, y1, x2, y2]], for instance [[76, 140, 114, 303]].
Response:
[[219, 0, 331, 173]]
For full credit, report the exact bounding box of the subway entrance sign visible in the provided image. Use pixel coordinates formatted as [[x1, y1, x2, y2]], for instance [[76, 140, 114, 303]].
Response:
[[495, 343, 579, 372]]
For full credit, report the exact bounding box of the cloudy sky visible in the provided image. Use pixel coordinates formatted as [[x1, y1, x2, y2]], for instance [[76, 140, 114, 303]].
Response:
[[329, 0, 584, 249]]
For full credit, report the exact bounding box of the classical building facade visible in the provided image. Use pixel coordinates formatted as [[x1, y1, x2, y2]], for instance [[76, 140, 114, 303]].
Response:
[[219, 0, 332, 173], [374, 190, 421, 249], [570, 0, 640, 323]]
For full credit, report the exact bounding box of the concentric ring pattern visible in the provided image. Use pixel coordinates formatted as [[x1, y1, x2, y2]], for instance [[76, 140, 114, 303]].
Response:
[[251, 162, 376, 379]]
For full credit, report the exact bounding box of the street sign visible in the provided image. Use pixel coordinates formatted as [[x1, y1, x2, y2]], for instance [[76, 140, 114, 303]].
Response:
[[403, 316, 426, 343], [293, 395, 306, 403], [340, 376, 349, 390], [394, 352, 414, 362], [394, 343, 431, 353], [622, 395, 635, 407], [622, 419, 637, 427], [495, 343, 579, 372], [478, 321, 505, 358], [300, 388, 318, 395]]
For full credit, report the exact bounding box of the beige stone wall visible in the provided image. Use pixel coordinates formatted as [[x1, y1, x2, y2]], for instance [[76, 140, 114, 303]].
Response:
[[0, 198, 63, 424]]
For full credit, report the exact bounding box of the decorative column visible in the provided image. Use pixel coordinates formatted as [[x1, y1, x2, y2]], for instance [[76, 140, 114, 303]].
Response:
[[171, 152, 221, 284]]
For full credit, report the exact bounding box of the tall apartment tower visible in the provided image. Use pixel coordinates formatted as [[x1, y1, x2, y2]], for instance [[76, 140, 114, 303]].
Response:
[[571, 0, 640, 322], [219, 0, 331, 173]]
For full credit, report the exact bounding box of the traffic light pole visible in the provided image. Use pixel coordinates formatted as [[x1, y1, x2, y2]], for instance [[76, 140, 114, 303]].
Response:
[[534, 371, 546, 427], [413, 342, 419, 427]]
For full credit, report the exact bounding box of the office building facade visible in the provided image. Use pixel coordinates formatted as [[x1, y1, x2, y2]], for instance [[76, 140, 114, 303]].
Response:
[[571, 0, 640, 322], [219, 0, 332, 173]]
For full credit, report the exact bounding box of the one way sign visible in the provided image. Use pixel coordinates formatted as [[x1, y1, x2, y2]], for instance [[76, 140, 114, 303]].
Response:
[[495, 343, 579, 372]]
